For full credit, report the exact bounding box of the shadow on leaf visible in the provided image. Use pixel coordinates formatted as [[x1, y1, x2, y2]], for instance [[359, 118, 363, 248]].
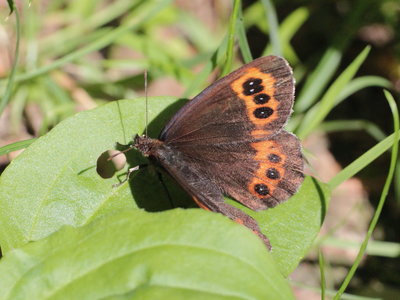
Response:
[[116, 98, 194, 212]]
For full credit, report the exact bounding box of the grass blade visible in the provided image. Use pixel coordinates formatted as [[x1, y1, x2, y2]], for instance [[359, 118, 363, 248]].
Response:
[[329, 129, 400, 189], [294, 0, 370, 113], [221, 0, 241, 76], [262, 7, 309, 62], [40, 0, 139, 56], [2, 0, 173, 85], [333, 90, 399, 299], [0, 7, 20, 115], [337, 76, 392, 103], [320, 237, 400, 258], [260, 0, 281, 56], [0, 139, 36, 157], [7, 0, 14, 14], [294, 48, 343, 113], [297, 46, 371, 140], [320, 120, 386, 141], [182, 36, 228, 98], [396, 160, 400, 204], [237, 6, 253, 63]]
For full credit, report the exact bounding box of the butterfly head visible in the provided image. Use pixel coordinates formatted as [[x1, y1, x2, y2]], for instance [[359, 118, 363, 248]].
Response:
[[133, 134, 162, 157]]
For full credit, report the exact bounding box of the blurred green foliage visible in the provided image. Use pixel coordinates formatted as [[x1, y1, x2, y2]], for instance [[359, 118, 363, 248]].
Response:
[[0, 0, 399, 299]]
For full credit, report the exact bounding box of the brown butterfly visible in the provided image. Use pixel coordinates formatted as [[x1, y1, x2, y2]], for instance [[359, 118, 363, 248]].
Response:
[[134, 56, 304, 249]]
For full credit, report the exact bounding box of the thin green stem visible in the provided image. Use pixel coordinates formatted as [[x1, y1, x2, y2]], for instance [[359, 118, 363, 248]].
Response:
[[319, 250, 326, 300], [0, 6, 20, 115], [237, 6, 252, 63], [221, 0, 241, 76]]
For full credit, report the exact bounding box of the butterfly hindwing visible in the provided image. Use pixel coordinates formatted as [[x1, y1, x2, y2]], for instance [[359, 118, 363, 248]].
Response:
[[244, 131, 304, 209], [170, 131, 303, 211]]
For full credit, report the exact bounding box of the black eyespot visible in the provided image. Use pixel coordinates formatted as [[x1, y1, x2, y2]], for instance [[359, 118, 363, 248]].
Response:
[[253, 93, 270, 104], [242, 78, 263, 95], [254, 183, 269, 196], [268, 154, 281, 163], [253, 107, 273, 119], [243, 78, 262, 88], [266, 168, 280, 179]]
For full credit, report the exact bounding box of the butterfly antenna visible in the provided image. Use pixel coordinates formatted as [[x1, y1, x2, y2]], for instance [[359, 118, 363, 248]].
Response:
[[107, 146, 134, 161], [144, 69, 148, 137]]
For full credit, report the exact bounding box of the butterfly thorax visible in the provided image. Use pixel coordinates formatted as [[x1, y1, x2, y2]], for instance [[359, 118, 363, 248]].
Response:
[[133, 135, 163, 157]]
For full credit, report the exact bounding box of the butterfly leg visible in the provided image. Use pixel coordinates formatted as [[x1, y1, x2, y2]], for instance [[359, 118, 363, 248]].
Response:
[[113, 164, 148, 188]]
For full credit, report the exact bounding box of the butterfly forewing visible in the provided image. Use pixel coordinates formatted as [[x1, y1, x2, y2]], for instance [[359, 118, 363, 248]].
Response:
[[159, 56, 294, 144]]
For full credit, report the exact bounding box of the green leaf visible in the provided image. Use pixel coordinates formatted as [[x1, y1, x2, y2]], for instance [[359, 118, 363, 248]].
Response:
[[226, 176, 330, 276], [0, 209, 294, 299], [0, 97, 186, 252], [0, 97, 329, 278]]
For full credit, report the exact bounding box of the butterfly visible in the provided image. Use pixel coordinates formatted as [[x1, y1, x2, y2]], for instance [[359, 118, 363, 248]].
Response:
[[133, 56, 304, 249]]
